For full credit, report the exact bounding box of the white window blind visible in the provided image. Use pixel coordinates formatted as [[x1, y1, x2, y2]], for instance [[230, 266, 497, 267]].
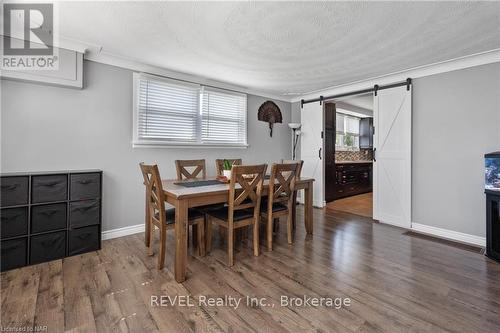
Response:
[[201, 88, 247, 145], [137, 76, 199, 142], [133, 73, 248, 147]]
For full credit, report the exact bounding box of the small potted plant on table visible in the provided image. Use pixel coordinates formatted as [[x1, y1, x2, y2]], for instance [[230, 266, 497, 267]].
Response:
[[222, 159, 233, 180]]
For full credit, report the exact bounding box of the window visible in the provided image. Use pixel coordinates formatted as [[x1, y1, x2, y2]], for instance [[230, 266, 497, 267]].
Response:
[[133, 73, 247, 147], [201, 87, 247, 145], [336, 112, 360, 151]]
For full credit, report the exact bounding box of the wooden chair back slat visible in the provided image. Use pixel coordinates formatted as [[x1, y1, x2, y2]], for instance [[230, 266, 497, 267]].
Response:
[[175, 159, 206, 180], [229, 164, 267, 213], [140, 163, 165, 223], [215, 159, 242, 176], [268, 163, 300, 207], [281, 159, 304, 177]]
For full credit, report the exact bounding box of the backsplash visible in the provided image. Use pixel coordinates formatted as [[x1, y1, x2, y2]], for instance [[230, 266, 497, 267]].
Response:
[[336, 149, 373, 161]]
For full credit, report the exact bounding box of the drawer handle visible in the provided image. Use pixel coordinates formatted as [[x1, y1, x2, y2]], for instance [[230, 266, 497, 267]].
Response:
[[41, 238, 60, 246], [40, 209, 59, 217], [77, 233, 91, 240], [1, 184, 19, 191], [38, 181, 61, 187], [1, 214, 21, 221], [74, 205, 95, 212], [77, 180, 93, 185], [1, 243, 22, 251]]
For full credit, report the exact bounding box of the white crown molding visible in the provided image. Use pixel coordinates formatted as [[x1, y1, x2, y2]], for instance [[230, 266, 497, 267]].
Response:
[[411, 223, 486, 248], [292, 48, 500, 103], [56, 36, 102, 54], [102, 223, 145, 241], [84, 51, 291, 102]]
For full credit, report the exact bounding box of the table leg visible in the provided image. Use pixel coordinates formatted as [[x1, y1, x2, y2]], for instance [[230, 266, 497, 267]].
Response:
[[175, 199, 189, 283], [304, 183, 313, 234]]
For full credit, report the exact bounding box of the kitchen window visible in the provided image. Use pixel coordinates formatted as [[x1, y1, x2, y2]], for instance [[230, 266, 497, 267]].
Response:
[[336, 112, 360, 151], [133, 73, 248, 147]]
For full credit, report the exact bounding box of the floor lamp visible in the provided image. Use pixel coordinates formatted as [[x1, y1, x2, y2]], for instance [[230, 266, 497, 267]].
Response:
[[288, 123, 302, 160]]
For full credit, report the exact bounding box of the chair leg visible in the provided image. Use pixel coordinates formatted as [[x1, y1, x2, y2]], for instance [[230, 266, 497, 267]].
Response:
[[228, 226, 234, 267], [287, 210, 293, 245], [292, 194, 297, 230], [253, 218, 260, 257], [192, 224, 198, 249], [158, 227, 167, 270], [147, 222, 155, 256], [218, 225, 225, 244], [197, 220, 206, 257], [267, 213, 273, 251], [145, 196, 150, 247], [206, 216, 212, 252], [274, 218, 280, 231]]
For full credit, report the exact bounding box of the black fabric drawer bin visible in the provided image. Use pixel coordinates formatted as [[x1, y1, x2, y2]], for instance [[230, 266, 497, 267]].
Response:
[[69, 225, 99, 256], [1, 207, 28, 239], [70, 173, 101, 200], [69, 200, 100, 228], [1, 237, 27, 271], [30, 231, 66, 265], [1, 176, 29, 207], [31, 203, 67, 233], [32, 175, 68, 203]]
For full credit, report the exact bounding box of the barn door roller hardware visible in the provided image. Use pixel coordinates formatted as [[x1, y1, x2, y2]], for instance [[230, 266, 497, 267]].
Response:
[[300, 78, 412, 108]]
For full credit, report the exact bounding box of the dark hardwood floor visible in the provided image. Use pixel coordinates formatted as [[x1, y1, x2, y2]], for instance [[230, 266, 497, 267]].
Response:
[[1, 206, 500, 333]]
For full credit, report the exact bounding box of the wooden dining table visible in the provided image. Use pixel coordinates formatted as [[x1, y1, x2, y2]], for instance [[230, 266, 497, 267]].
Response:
[[160, 176, 314, 283]]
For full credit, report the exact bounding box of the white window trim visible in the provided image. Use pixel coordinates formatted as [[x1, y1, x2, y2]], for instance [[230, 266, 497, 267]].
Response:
[[132, 72, 249, 149]]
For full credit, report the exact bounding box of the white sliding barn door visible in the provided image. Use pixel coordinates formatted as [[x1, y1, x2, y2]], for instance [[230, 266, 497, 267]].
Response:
[[300, 102, 324, 207], [373, 85, 412, 228]]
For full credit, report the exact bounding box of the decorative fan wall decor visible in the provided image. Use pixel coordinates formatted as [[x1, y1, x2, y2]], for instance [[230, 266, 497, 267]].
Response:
[[258, 101, 282, 137]]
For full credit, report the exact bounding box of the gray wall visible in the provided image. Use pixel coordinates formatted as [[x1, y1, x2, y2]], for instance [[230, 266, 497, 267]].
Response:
[[412, 62, 500, 237], [291, 101, 301, 159], [289, 63, 500, 237], [1, 60, 292, 232]]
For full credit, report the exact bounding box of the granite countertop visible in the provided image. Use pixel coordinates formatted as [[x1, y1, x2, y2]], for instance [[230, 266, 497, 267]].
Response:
[[335, 160, 373, 164]]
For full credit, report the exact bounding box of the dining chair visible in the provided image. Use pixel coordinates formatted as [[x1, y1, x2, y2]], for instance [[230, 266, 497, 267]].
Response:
[[139, 163, 206, 270], [261, 162, 301, 251], [281, 159, 304, 177], [215, 158, 242, 176], [175, 159, 206, 180], [174, 159, 208, 247], [281, 159, 304, 230], [206, 164, 267, 266]]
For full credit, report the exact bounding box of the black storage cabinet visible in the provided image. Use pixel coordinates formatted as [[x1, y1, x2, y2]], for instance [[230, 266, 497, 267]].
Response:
[[486, 189, 500, 263], [0, 170, 102, 271]]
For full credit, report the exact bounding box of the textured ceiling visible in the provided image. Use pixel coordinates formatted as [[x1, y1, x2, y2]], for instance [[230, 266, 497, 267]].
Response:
[[59, 1, 500, 96]]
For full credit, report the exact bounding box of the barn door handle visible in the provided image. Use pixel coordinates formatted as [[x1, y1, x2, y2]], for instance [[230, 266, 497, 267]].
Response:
[[318, 148, 322, 160], [373, 148, 376, 162]]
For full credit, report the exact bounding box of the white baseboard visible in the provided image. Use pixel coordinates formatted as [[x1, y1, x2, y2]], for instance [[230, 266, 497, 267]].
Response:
[[102, 223, 145, 240], [411, 223, 486, 248]]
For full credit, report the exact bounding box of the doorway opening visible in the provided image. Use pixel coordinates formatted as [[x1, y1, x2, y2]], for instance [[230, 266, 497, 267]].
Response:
[[324, 93, 374, 219]]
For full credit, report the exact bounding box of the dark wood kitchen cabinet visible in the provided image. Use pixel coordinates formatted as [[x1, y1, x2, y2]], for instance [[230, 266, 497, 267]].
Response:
[[359, 117, 373, 149], [1, 170, 102, 271], [324, 103, 337, 202], [333, 162, 372, 200]]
